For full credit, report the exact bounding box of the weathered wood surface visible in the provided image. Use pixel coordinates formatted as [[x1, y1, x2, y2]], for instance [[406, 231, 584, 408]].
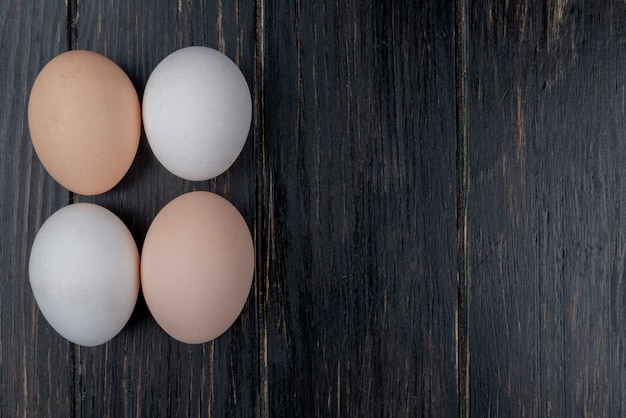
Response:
[[4, 0, 626, 417], [73, 1, 259, 417], [467, 1, 626, 416], [260, 1, 458, 416], [0, 1, 72, 416], [2, 0, 456, 416]]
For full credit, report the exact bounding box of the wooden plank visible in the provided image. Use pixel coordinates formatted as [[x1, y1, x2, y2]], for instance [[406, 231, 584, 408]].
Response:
[[0, 1, 73, 416], [467, 1, 626, 415], [260, 0, 458, 416], [74, 1, 259, 416]]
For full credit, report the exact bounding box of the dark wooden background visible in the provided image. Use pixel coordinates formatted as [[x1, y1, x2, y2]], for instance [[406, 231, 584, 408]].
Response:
[[2, 0, 626, 416]]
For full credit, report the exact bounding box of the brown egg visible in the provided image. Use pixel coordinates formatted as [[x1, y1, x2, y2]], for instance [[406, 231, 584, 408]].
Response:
[[141, 191, 254, 344], [28, 50, 141, 195]]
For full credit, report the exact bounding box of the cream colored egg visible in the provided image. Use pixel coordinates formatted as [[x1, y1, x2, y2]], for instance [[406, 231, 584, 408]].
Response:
[[141, 191, 254, 344]]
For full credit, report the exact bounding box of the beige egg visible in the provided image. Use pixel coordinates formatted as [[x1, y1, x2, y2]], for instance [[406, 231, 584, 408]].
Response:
[[141, 191, 254, 344], [28, 50, 141, 195]]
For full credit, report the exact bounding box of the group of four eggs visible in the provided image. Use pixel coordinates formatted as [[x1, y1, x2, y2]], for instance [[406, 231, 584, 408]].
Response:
[[27, 46, 254, 346]]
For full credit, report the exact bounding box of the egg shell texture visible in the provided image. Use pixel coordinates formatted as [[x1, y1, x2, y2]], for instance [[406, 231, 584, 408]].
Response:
[[142, 46, 252, 181], [28, 50, 141, 195], [29, 203, 140, 347], [141, 191, 254, 344]]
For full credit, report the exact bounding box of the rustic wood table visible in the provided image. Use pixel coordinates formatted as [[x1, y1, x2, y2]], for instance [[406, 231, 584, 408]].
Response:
[[2, 0, 625, 416]]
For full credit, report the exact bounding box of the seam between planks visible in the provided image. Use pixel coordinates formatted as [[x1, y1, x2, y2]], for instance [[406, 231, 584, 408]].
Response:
[[454, 0, 469, 417], [254, 0, 268, 416], [66, 0, 77, 207], [65, 1, 79, 417]]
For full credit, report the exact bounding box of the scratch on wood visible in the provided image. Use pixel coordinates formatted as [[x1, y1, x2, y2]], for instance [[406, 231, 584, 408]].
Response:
[[336, 360, 341, 417], [262, 171, 273, 416], [294, 0, 303, 154], [548, 0, 569, 50], [217, 0, 225, 53], [235, 0, 242, 65], [208, 343, 214, 417], [22, 344, 28, 411], [135, 359, 142, 417], [311, 2, 322, 229], [122, 353, 128, 417], [517, 0, 529, 40], [516, 85, 526, 190], [188, 350, 193, 418]]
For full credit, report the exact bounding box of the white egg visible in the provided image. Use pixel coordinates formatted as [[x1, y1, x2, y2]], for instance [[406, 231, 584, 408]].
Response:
[[142, 46, 252, 181], [29, 203, 139, 347]]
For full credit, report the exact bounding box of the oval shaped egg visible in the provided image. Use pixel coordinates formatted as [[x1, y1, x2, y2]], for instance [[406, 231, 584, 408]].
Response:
[[142, 46, 252, 181], [28, 50, 141, 195], [141, 191, 254, 344], [29, 203, 140, 346]]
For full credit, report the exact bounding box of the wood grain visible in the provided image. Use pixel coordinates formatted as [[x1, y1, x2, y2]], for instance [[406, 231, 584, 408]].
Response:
[[14, 0, 626, 417], [260, 0, 459, 416], [0, 1, 73, 416], [73, 1, 259, 417], [467, 1, 626, 416]]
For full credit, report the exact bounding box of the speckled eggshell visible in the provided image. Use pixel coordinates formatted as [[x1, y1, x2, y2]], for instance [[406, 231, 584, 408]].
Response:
[[142, 46, 252, 181], [29, 203, 140, 347], [140, 191, 254, 344], [28, 50, 141, 195]]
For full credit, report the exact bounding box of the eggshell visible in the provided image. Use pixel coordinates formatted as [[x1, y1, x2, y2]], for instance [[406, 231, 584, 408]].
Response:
[[141, 191, 254, 344], [29, 203, 140, 347], [28, 50, 141, 195], [142, 46, 252, 181]]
